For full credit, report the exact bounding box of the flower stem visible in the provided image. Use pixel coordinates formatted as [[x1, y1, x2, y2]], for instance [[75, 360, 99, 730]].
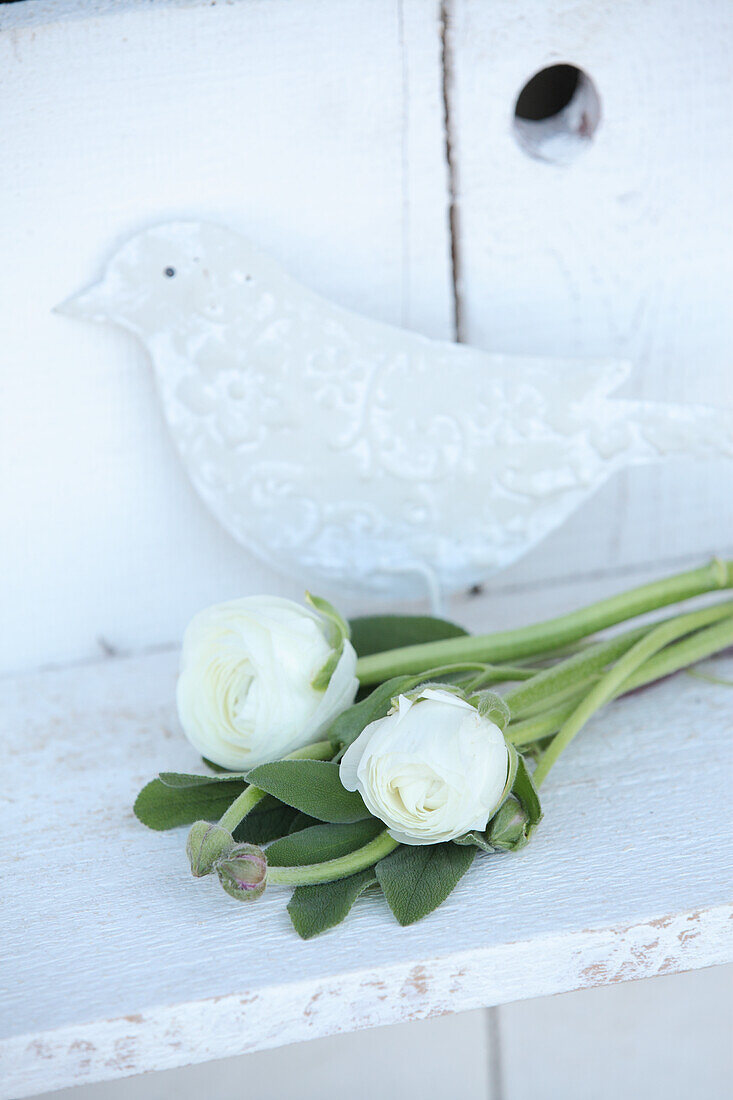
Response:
[[414, 661, 538, 686], [532, 603, 733, 787], [355, 559, 733, 685], [502, 622, 653, 718], [504, 600, 733, 719], [217, 739, 333, 833], [267, 830, 399, 885], [218, 786, 267, 833], [622, 615, 733, 692], [508, 610, 733, 749]]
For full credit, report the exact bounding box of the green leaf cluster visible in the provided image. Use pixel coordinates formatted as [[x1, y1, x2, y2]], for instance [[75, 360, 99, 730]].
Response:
[[134, 716, 543, 938], [133, 612, 547, 938], [348, 614, 468, 658], [134, 773, 248, 831], [134, 570, 733, 938]]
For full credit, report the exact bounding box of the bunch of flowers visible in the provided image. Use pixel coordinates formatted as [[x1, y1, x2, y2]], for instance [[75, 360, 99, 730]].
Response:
[[135, 560, 733, 937]]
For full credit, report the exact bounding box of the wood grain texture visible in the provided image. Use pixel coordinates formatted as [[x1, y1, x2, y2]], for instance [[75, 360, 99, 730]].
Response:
[[0, 0, 452, 674], [446, 0, 733, 585], [1, 645, 731, 1096]]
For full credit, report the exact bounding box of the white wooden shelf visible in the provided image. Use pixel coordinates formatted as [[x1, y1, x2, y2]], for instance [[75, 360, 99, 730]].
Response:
[[1, 649, 731, 1098]]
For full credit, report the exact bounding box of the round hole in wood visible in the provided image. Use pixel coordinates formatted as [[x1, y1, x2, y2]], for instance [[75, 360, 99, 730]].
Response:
[[512, 64, 600, 165]]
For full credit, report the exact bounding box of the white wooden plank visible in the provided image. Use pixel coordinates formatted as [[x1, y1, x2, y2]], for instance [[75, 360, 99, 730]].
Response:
[[1, 646, 731, 1097], [447, 0, 733, 585], [31, 1010, 493, 1100], [0, 0, 452, 675]]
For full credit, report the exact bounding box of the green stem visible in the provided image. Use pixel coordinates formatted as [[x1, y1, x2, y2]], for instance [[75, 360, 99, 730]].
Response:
[[511, 676, 602, 719], [218, 786, 267, 833], [622, 615, 733, 692], [508, 611, 733, 749], [459, 664, 539, 692], [356, 559, 733, 685], [532, 604, 733, 787], [507, 704, 575, 748], [267, 830, 399, 885], [505, 600, 733, 719], [502, 622, 653, 718], [218, 739, 333, 833], [415, 661, 538, 685]]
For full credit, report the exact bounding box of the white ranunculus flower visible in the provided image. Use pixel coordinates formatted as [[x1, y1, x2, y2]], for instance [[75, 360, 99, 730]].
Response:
[[177, 596, 358, 770], [339, 687, 509, 845]]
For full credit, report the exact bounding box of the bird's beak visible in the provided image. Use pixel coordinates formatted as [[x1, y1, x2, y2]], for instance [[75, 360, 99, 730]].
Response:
[[54, 280, 113, 323]]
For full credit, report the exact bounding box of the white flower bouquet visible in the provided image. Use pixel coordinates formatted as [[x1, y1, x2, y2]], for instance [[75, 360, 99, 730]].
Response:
[[135, 560, 733, 937]]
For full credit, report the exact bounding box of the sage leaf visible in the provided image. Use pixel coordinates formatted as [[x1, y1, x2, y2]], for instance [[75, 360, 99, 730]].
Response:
[[376, 842, 475, 926], [266, 819, 384, 867], [201, 757, 235, 773], [288, 812, 321, 833], [287, 869, 378, 939], [233, 799, 300, 845], [134, 777, 247, 831], [158, 771, 248, 788], [348, 615, 467, 658], [246, 760, 371, 823], [326, 675, 421, 752], [453, 831, 494, 853]]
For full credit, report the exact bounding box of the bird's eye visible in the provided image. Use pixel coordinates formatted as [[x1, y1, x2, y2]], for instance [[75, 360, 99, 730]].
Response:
[[164, 267, 176, 278]]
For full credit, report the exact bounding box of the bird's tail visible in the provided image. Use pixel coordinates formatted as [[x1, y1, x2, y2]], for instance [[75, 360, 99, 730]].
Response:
[[603, 399, 732, 464]]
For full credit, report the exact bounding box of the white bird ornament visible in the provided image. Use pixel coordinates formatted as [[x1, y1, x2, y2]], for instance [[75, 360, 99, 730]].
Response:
[[59, 222, 731, 602]]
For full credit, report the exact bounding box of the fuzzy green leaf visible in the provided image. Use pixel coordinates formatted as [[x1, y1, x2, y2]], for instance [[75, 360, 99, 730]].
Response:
[[311, 647, 341, 692], [134, 777, 247, 831], [326, 675, 421, 752], [469, 690, 511, 731], [158, 771, 248, 788], [486, 754, 542, 852], [306, 592, 351, 647], [246, 760, 371, 823], [266, 819, 384, 867], [514, 755, 541, 824], [287, 869, 378, 939], [288, 812, 321, 833], [201, 757, 236, 773], [375, 843, 475, 926], [348, 615, 468, 658], [233, 799, 300, 845], [453, 830, 494, 853]]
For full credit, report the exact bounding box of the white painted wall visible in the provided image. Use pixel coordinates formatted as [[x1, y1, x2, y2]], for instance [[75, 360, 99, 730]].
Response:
[[1, 0, 731, 670], [448, 0, 733, 585], [0, 0, 452, 673]]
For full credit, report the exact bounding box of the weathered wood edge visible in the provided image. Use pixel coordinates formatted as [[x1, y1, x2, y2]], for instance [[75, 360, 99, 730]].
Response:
[[4, 903, 730, 1098]]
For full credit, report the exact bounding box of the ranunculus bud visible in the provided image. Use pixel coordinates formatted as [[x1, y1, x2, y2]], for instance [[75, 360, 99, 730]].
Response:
[[339, 687, 510, 845], [216, 844, 267, 901], [186, 821, 235, 877], [485, 753, 542, 851], [485, 797, 528, 851], [176, 595, 358, 770]]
